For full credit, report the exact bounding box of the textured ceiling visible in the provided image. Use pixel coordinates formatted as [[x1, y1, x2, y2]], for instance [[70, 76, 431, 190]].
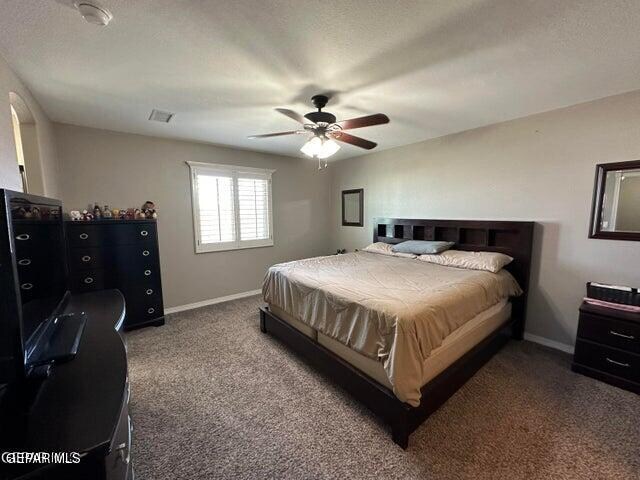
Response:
[[1, 0, 640, 161]]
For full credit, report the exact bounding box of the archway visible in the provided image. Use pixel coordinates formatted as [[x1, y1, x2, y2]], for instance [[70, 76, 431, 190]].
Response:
[[9, 92, 44, 194]]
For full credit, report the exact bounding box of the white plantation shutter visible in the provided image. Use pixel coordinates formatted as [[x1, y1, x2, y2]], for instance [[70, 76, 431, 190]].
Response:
[[188, 162, 274, 252], [238, 177, 270, 241], [196, 174, 236, 244]]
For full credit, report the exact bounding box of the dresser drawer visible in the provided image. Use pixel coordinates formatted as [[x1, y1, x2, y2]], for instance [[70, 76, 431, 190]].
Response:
[[126, 296, 163, 327], [578, 312, 640, 354], [113, 244, 159, 266], [574, 340, 640, 383], [105, 399, 131, 480], [13, 224, 51, 248], [118, 264, 160, 286], [13, 224, 62, 260], [122, 283, 161, 301], [68, 225, 106, 247], [68, 247, 106, 271], [109, 223, 157, 245], [71, 270, 107, 292], [16, 276, 49, 304]]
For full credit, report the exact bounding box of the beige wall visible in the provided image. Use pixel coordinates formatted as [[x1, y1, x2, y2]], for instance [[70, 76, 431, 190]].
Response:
[[330, 90, 640, 347], [0, 54, 59, 196], [55, 123, 332, 308]]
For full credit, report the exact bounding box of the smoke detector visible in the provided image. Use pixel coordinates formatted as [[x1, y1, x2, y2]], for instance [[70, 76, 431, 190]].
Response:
[[75, 2, 113, 26]]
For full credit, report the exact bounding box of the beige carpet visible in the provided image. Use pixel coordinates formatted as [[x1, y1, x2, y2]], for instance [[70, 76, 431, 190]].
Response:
[[126, 295, 640, 480]]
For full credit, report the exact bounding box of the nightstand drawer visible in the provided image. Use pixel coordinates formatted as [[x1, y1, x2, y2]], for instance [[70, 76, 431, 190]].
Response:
[[574, 340, 640, 383], [578, 312, 640, 354]]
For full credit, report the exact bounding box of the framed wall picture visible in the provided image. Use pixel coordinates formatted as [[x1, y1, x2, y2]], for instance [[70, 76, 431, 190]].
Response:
[[342, 188, 364, 227]]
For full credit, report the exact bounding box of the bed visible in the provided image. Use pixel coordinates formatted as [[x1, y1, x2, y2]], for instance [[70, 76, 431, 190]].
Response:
[[260, 218, 534, 448]]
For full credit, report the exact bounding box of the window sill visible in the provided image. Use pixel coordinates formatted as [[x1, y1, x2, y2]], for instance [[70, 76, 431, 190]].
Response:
[[195, 239, 274, 253]]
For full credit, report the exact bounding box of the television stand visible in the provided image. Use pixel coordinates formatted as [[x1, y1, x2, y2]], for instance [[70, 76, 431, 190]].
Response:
[[0, 290, 133, 480]]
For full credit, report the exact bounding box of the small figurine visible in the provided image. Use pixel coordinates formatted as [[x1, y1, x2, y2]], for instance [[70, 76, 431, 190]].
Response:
[[134, 208, 145, 220], [125, 208, 135, 220], [82, 209, 94, 221], [103, 205, 112, 219], [70, 210, 82, 221], [14, 207, 27, 219], [112, 208, 120, 219], [141, 200, 157, 219], [93, 202, 102, 219]]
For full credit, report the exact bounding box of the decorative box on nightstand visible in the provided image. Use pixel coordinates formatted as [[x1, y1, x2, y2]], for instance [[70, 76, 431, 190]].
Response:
[[572, 301, 640, 394]]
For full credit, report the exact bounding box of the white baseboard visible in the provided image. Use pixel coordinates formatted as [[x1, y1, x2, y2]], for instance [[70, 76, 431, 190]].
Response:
[[523, 332, 575, 354], [164, 289, 262, 315]]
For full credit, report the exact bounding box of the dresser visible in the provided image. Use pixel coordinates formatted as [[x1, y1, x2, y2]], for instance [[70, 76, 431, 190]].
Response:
[[572, 301, 640, 394], [66, 219, 164, 330], [0, 290, 133, 480]]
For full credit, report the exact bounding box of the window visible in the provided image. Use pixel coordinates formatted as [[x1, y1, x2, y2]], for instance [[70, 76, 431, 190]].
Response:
[[188, 161, 274, 252]]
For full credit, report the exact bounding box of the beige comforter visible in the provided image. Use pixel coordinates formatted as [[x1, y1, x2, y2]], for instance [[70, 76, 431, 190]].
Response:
[[262, 251, 522, 407]]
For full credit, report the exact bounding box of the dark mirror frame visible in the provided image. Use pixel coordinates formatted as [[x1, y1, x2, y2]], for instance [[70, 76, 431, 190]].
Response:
[[341, 188, 364, 227], [589, 159, 640, 241]]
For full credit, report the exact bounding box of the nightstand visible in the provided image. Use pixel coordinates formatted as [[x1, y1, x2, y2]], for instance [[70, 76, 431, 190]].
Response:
[[572, 301, 640, 394]]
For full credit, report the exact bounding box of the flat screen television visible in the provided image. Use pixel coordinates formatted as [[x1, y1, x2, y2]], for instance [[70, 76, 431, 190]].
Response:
[[0, 189, 85, 385]]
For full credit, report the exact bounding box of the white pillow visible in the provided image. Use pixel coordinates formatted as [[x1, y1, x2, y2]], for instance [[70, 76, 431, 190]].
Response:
[[418, 250, 513, 273], [362, 242, 416, 259]]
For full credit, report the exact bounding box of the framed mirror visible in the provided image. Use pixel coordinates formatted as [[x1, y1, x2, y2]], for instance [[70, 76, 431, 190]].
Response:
[[589, 160, 640, 241], [342, 188, 364, 227]]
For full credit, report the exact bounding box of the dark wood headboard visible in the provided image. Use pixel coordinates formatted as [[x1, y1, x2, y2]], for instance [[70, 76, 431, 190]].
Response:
[[373, 217, 535, 338]]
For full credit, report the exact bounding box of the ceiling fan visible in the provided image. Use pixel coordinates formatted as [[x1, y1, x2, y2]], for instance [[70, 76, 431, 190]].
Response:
[[248, 95, 390, 168]]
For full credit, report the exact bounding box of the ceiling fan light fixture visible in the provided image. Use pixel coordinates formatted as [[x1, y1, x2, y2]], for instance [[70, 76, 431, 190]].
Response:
[[300, 136, 323, 157], [300, 136, 340, 159], [317, 138, 340, 159]]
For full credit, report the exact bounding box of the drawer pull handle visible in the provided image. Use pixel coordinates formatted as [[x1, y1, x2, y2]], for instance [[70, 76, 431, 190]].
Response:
[[146, 289, 153, 295], [79, 233, 89, 240], [147, 307, 155, 314], [21, 283, 33, 290], [81, 255, 92, 262], [84, 277, 94, 284], [18, 259, 31, 266], [609, 330, 635, 340], [606, 358, 630, 368], [16, 233, 30, 241], [144, 269, 151, 276], [140, 230, 149, 237], [142, 250, 150, 256]]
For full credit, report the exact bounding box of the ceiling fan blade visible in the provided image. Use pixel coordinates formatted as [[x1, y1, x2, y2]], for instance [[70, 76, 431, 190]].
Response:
[[275, 108, 316, 125], [248, 130, 302, 139], [334, 113, 389, 130], [329, 131, 377, 150]]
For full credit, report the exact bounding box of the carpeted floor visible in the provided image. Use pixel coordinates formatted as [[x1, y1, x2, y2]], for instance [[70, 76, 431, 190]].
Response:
[[126, 295, 640, 480]]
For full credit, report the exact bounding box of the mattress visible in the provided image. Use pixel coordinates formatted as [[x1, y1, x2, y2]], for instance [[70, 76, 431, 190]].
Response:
[[263, 251, 521, 406]]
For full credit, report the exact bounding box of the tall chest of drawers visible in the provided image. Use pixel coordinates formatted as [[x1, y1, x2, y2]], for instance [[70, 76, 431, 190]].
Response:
[[572, 301, 639, 394], [65, 220, 164, 330]]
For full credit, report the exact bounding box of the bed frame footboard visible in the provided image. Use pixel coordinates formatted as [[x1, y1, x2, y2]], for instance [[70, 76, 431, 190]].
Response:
[[259, 306, 513, 449]]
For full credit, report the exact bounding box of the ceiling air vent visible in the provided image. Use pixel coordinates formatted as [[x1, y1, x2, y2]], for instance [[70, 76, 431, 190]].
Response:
[[149, 109, 174, 123]]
